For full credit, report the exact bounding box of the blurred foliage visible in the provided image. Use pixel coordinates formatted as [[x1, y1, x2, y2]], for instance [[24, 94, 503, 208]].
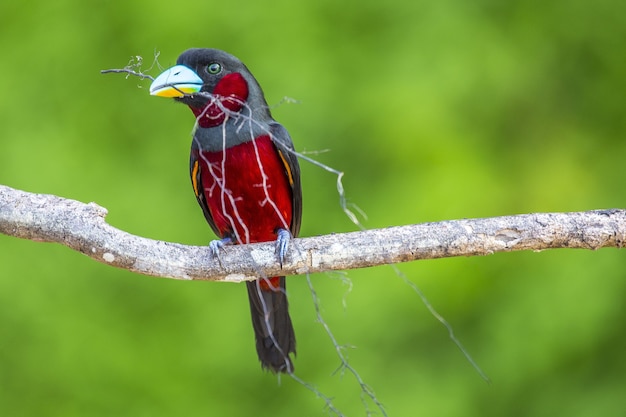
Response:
[[1, 0, 625, 415]]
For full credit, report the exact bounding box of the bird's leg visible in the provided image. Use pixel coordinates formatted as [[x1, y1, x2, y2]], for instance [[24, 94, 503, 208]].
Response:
[[276, 228, 292, 267]]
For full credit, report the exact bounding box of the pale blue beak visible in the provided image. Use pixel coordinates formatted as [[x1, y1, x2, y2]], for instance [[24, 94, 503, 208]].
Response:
[[149, 65, 203, 98]]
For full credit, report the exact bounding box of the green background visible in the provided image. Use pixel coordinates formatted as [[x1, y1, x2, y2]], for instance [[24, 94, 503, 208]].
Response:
[[1, 0, 625, 415]]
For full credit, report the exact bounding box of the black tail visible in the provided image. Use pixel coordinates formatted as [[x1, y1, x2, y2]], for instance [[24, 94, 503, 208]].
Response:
[[246, 277, 296, 373]]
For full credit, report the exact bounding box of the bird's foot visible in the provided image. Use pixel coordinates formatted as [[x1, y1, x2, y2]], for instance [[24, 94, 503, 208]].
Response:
[[209, 236, 233, 260], [276, 228, 292, 267]]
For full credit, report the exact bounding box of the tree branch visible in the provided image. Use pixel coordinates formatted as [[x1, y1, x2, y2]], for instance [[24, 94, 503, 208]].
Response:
[[1, 184, 624, 281]]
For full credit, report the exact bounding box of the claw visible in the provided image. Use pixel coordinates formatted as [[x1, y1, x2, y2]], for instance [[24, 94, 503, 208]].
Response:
[[209, 236, 233, 259], [276, 228, 292, 267]]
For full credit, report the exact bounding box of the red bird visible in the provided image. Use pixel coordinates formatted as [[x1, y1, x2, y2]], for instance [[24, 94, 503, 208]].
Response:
[[150, 49, 301, 373]]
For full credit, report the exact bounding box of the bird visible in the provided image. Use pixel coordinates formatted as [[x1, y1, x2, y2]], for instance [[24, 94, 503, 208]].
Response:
[[149, 48, 301, 373]]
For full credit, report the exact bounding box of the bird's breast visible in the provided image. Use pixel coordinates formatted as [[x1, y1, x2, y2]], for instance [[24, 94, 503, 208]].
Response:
[[193, 135, 293, 244]]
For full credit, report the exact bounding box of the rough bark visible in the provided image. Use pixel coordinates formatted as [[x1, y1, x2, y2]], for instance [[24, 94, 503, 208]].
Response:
[[1, 184, 624, 281]]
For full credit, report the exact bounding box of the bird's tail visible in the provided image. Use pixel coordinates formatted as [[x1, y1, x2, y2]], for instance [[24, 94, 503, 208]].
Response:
[[246, 276, 296, 373]]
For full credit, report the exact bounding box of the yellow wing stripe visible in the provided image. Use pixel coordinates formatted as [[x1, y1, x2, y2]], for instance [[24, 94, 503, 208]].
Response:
[[278, 150, 294, 187], [191, 160, 200, 196]]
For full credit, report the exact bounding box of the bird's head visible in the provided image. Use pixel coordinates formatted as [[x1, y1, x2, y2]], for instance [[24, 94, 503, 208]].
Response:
[[150, 48, 268, 127]]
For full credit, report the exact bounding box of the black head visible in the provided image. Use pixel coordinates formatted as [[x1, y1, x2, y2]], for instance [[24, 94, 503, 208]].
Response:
[[176, 48, 266, 111]]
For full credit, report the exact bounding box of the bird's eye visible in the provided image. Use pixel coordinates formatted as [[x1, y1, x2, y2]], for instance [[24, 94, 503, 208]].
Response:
[[207, 63, 222, 74]]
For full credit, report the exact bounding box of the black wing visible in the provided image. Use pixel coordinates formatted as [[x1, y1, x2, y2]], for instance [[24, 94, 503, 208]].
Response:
[[269, 122, 302, 237], [189, 152, 223, 238]]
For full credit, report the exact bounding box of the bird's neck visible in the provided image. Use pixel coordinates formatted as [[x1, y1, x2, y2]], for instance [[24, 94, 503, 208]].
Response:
[[189, 72, 249, 128]]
